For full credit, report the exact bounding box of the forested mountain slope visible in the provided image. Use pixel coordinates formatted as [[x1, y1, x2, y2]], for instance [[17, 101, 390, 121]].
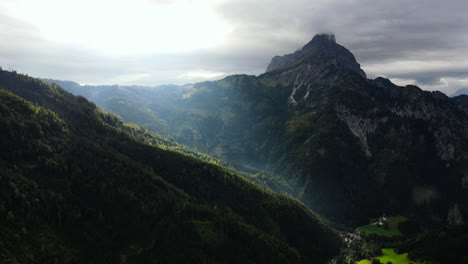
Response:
[[48, 34, 468, 227], [0, 69, 341, 263], [398, 225, 468, 263], [41, 80, 179, 137]]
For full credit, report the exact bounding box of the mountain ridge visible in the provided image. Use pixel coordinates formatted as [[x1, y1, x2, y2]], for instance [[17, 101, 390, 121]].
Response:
[[0, 69, 341, 263], [37, 34, 468, 227]]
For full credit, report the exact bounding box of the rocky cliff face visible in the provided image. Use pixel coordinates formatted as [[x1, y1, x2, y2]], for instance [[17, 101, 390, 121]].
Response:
[[266, 50, 302, 73], [261, 34, 468, 224], [266, 34, 366, 78], [448, 204, 464, 225], [267, 37, 468, 163], [368, 79, 468, 162]]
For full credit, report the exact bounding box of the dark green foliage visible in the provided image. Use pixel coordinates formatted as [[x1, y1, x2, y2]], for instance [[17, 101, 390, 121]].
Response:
[[383, 222, 389, 230], [45, 45, 468, 228], [340, 239, 382, 264], [249, 171, 296, 196], [397, 220, 421, 236], [398, 225, 468, 263], [0, 70, 341, 263]]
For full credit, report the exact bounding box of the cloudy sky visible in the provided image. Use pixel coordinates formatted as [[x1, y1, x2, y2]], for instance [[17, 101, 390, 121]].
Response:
[[1, 0, 467, 95]]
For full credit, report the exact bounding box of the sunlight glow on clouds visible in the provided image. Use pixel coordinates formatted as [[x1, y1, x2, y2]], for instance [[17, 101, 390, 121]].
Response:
[[3, 0, 231, 54], [0, 0, 467, 93], [374, 77, 468, 95], [364, 60, 468, 76], [110, 72, 152, 84], [179, 70, 225, 80], [417, 77, 468, 94], [363, 59, 468, 94]]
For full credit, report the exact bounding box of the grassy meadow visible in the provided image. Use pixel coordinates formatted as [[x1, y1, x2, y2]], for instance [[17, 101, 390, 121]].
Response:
[[358, 216, 407, 237]]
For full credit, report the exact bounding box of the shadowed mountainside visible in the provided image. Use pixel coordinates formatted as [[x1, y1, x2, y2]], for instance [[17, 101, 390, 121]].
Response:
[[0, 69, 341, 263], [46, 34, 468, 227]]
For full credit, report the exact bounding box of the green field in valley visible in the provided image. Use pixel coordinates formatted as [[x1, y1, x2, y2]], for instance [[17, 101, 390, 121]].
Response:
[[356, 248, 426, 264], [358, 216, 407, 237]]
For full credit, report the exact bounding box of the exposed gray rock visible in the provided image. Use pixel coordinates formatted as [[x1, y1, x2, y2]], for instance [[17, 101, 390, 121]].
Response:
[[368, 78, 468, 161], [266, 50, 302, 74], [448, 204, 464, 225], [462, 175, 468, 189], [269, 35, 468, 163], [336, 105, 387, 157]]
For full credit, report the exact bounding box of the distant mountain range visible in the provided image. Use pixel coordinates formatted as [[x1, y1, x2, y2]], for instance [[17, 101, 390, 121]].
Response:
[[46, 34, 468, 227], [451, 87, 468, 97]]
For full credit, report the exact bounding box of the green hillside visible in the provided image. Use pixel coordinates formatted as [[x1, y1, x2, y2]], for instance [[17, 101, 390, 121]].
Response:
[[0, 69, 341, 263], [51, 38, 468, 227]]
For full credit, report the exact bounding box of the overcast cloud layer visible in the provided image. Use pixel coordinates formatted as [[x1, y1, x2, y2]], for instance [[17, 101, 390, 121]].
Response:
[[1, 0, 467, 95]]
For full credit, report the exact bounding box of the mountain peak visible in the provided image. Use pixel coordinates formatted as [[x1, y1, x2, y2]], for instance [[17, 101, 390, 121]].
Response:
[[265, 33, 366, 78], [301, 33, 338, 54], [311, 33, 336, 43], [312, 33, 336, 43]]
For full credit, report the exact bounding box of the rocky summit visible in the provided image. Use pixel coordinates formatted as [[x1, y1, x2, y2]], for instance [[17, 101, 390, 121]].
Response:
[[266, 33, 366, 78]]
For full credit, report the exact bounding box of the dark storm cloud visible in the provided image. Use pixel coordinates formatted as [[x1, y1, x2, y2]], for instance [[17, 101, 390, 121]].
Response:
[[1, 0, 467, 94], [214, 0, 468, 94], [216, 0, 468, 63]]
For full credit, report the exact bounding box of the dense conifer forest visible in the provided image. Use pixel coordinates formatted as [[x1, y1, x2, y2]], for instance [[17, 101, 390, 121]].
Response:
[[0, 69, 341, 263]]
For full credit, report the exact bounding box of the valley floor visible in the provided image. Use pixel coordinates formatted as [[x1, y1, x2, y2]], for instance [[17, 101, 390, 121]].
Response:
[[357, 248, 426, 264]]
